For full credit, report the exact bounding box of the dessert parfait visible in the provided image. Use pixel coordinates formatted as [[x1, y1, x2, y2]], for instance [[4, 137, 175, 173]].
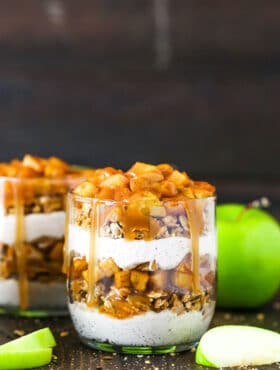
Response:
[[0, 155, 90, 313], [66, 162, 216, 353]]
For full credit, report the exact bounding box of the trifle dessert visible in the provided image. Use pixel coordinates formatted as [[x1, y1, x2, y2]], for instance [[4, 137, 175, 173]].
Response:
[[0, 155, 91, 314], [65, 162, 216, 353]]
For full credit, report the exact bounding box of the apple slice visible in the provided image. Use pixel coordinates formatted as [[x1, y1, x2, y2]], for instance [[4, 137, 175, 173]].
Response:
[[0, 328, 56, 351], [196, 325, 280, 368], [0, 348, 52, 370]]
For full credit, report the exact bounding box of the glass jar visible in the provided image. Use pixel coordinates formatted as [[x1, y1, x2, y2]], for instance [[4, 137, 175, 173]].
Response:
[[66, 192, 216, 353], [0, 176, 82, 316]]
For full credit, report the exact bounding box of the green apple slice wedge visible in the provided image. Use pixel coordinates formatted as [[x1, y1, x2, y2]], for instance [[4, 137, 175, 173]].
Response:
[[0, 328, 56, 352], [196, 325, 280, 368], [0, 348, 52, 370]]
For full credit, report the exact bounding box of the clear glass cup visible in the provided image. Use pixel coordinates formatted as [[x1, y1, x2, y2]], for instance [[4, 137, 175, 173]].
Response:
[[0, 175, 82, 316], [65, 192, 216, 354]]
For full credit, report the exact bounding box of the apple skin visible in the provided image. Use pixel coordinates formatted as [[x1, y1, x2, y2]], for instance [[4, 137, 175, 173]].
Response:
[[217, 204, 280, 308]]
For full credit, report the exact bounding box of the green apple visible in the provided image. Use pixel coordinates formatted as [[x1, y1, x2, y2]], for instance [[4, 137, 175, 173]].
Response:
[[0, 328, 56, 369], [217, 204, 280, 308], [0, 349, 52, 370], [0, 328, 56, 352], [196, 325, 280, 367]]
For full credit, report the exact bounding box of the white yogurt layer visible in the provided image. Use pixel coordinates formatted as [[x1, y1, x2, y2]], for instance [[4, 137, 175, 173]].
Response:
[[68, 225, 216, 270], [0, 211, 65, 244], [69, 302, 215, 346], [0, 278, 67, 308]]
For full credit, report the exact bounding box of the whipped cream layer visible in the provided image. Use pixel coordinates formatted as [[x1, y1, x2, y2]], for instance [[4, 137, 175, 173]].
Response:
[[69, 301, 215, 346], [0, 211, 65, 244], [68, 224, 216, 270], [0, 278, 67, 308]]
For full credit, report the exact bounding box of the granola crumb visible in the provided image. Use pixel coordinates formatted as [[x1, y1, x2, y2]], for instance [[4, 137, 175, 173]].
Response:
[[169, 352, 176, 356], [256, 313, 265, 321], [103, 355, 113, 360], [145, 360, 151, 364], [13, 329, 25, 337], [60, 330, 69, 337], [52, 355, 58, 360], [137, 355, 144, 358]]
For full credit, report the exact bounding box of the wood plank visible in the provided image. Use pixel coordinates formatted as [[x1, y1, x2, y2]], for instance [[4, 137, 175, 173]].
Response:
[[0, 64, 278, 178], [0, 1, 279, 65]]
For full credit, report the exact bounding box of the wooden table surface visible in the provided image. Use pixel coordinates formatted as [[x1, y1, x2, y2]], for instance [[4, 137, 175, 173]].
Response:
[[0, 294, 279, 370]]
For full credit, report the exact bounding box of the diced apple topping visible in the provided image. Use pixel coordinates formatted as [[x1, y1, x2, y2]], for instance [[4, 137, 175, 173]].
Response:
[[73, 161, 215, 202], [73, 181, 97, 198], [72, 162, 215, 240], [98, 258, 119, 278], [130, 271, 149, 292]]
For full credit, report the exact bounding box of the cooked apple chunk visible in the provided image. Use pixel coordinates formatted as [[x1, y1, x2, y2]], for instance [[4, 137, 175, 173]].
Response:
[[130, 270, 149, 292], [114, 270, 131, 289], [99, 258, 120, 278], [173, 270, 193, 290], [149, 270, 168, 290]]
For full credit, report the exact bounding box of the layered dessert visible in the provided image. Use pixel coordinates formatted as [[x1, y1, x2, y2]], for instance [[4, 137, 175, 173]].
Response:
[[66, 162, 216, 350], [0, 155, 91, 311]]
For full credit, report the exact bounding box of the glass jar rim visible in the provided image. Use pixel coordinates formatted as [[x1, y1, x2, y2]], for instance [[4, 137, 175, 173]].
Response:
[[69, 190, 216, 206]]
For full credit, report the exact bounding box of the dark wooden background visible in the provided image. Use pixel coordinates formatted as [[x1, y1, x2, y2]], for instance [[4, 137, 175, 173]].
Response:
[[0, 0, 279, 213]]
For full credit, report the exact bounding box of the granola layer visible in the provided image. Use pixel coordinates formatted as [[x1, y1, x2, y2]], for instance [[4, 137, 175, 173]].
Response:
[[0, 236, 64, 283]]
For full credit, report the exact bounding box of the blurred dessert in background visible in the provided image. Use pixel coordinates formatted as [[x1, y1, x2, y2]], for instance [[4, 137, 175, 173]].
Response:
[[0, 154, 92, 313]]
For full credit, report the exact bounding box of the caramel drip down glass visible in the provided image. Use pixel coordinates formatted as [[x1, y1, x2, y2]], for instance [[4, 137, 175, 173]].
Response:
[[65, 193, 217, 354]]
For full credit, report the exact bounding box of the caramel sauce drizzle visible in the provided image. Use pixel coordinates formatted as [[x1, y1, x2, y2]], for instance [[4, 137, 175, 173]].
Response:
[[14, 182, 28, 309], [87, 200, 99, 306], [62, 194, 70, 275], [185, 200, 201, 294]]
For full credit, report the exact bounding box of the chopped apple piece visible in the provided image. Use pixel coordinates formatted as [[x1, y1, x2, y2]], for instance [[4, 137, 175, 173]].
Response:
[[22, 155, 46, 173], [149, 271, 168, 290], [127, 162, 159, 176], [99, 258, 120, 278], [115, 271, 131, 288], [72, 257, 87, 279], [173, 270, 192, 290], [168, 170, 191, 188], [159, 181, 178, 197], [130, 271, 149, 292], [74, 181, 97, 198], [157, 163, 174, 177], [100, 174, 129, 189]]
